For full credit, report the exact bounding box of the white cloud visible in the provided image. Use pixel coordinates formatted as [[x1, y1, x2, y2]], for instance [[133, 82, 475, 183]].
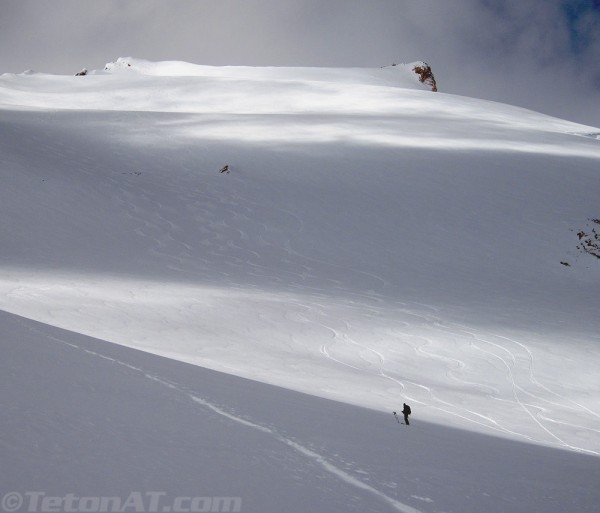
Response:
[[0, 0, 598, 126]]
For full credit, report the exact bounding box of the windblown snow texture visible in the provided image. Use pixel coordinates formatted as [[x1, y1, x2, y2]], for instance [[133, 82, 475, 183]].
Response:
[[1, 58, 599, 513]]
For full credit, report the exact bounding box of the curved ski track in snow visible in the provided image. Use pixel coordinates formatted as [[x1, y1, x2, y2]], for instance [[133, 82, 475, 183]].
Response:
[[41, 329, 422, 513], [317, 311, 599, 456], [2, 153, 598, 455], [2, 71, 599, 459]]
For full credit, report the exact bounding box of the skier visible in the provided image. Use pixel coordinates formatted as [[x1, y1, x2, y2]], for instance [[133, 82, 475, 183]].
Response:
[[402, 403, 411, 425]]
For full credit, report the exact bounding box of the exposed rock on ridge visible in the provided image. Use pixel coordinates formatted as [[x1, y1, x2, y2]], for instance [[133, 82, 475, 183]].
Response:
[[412, 61, 438, 92]]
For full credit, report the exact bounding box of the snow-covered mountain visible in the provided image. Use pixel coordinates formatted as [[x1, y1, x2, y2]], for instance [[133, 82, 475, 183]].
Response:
[[1, 58, 599, 513]]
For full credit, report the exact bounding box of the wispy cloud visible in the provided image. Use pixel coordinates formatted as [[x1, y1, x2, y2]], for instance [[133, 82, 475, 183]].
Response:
[[0, 0, 598, 126]]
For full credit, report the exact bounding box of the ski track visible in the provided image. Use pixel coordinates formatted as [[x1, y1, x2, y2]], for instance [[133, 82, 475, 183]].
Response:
[[316, 308, 518, 433], [317, 317, 524, 439], [6, 193, 597, 457], [452, 325, 600, 455], [33, 325, 423, 513], [317, 309, 599, 455], [4, 122, 598, 458]]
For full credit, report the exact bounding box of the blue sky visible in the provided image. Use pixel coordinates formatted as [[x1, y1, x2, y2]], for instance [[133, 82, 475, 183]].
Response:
[[563, 0, 600, 53], [0, 0, 598, 126]]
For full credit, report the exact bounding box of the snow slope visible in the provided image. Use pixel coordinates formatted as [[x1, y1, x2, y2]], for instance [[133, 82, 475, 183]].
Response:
[[2, 310, 599, 513], [1, 57, 599, 510]]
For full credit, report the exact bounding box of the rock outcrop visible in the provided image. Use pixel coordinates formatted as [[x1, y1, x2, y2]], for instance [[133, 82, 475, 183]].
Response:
[[412, 62, 437, 92], [577, 219, 600, 260]]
